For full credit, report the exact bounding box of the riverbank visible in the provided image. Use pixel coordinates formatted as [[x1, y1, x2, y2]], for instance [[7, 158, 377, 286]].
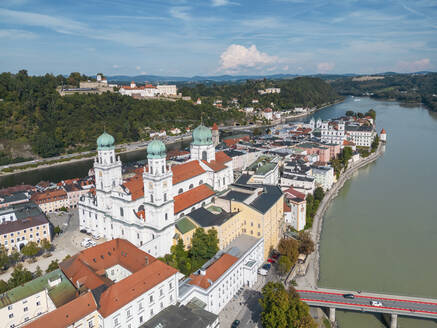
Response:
[[282, 98, 345, 121], [296, 142, 385, 289]]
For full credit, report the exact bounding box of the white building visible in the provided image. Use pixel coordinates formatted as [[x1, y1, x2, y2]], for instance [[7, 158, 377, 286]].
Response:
[[79, 125, 233, 258], [283, 187, 306, 231], [156, 84, 177, 96], [280, 174, 315, 195], [380, 128, 387, 142], [178, 235, 263, 314], [119, 82, 177, 98], [311, 165, 334, 191], [346, 124, 375, 147], [262, 108, 273, 121], [320, 121, 345, 145]]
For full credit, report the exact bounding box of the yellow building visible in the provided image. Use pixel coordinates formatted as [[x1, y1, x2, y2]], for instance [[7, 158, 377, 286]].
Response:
[[175, 185, 284, 259]]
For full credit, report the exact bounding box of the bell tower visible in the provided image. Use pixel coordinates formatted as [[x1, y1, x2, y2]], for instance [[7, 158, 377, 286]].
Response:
[[190, 124, 215, 162], [143, 139, 174, 231]]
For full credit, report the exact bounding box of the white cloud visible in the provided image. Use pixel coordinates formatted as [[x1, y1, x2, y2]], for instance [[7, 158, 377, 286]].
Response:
[[283, 65, 289, 71], [211, 0, 238, 7], [219, 44, 278, 72], [0, 28, 37, 39], [136, 66, 141, 70], [169, 7, 191, 21], [317, 62, 335, 73], [112, 64, 120, 69], [396, 58, 431, 72]]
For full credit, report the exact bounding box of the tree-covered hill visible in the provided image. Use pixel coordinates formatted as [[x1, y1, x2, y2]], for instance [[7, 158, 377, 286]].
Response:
[[179, 77, 340, 110], [0, 70, 244, 159], [330, 73, 437, 112]]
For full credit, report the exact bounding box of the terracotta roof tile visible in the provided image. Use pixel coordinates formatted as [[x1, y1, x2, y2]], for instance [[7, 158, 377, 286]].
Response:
[[201, 160, 227, 172], [172, 161, 206, 185], [122, 174, 144, 201], [283, 200, 291, 212], [188, 254, 238, 289], [284, 186, 306, 200], [98, 260, 178, 317], [215, 151, 232, 163], [31, 189, 67, 203], [24, 292, 97, 328], [174, 184, 215, 214]]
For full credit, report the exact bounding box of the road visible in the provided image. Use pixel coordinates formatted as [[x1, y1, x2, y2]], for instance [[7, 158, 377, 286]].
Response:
[[298, 289, 437, 318]]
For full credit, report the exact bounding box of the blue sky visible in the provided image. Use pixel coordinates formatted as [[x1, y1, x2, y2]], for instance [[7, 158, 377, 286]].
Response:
[[1, 0, 436, 76]]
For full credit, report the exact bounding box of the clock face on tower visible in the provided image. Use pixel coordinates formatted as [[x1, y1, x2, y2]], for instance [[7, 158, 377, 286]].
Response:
[[163, 181, 167, 188], [149, 182, 153, 190]]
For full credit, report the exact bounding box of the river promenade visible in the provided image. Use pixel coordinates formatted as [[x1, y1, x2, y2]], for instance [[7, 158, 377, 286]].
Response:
[[296, 143, 385, 289]]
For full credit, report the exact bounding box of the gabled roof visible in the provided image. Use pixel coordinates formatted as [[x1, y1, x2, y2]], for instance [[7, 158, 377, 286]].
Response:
[[187, 207, 236, 228], [174, 184, 215, 214], [215, 151, 232, 163], [283, 186, 306, 200], [60, 239, 155, 290], [201, 160, 227, 172], [172, 161, 206, 185], [188, 254, 238, 289], [122, 174, 144, 201], [176, 217, 197, 234], [25, 292, 97, 328], [249, 185, 283, 214], [98, 260, 178, 317]]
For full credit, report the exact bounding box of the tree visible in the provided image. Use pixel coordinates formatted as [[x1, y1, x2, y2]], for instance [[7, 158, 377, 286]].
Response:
[[278, 256, 292, 275], [365, 109, 376, 120], [189, 228, 211, 261], [206, 228, 219, 259], [346, 110, 354, 116], [34, 266, 43, 278], [8, 250, 20, 266], [278, 238, 299, 265], [46, 260, 59, 273], [41, 239, 52, 252], [298, 231, 315, 255], [8, 264, 33, 288], [0, 279, 9, 293], [259, 282, 290, 328], [0, 246, 9, 270], [54, 226, 61, 235], [313, 187, 325, 202], [341, 147, 353, 166], [21, 242, 41, 258]]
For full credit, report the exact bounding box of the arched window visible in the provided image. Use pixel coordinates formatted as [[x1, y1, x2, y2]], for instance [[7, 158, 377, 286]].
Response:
[[178, 188, 183, 194], [100, 182, 103, 190], [164, 193, 167, 202], [110, 156, 113, 164], [202, 151, 207, 161], [150, 166, 153, 174], [191, 207, 195, 212], [150, 195, 154, 203], [162, 166, 164, 174], [189, 184, 194, 189], [199, 180, 203, 185], [165, 213, 168, 221], [223, 177, 226, 185]]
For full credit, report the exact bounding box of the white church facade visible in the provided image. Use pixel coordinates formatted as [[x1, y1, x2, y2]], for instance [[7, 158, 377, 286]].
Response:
[[78, 125, 233, 258]]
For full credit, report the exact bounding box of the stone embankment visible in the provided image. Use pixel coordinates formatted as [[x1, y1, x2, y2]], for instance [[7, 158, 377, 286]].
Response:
[[296, 143, 385, 289]]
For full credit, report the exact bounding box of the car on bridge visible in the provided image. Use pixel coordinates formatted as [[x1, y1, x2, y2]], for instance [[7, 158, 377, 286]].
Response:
[[343, 294, 355, 299], [370, 300, 383, 307]]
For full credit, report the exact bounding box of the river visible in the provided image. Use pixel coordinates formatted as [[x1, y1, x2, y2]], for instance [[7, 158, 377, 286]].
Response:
[[2, 97, 437, 327], [311, 97, 437, 328]]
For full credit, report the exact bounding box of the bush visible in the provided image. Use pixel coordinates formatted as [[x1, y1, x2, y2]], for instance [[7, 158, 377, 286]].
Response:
[[278, 256, 292, 275]]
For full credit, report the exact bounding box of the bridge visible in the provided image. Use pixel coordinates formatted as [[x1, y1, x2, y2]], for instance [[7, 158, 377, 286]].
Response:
[[297, 288, 437, 328]]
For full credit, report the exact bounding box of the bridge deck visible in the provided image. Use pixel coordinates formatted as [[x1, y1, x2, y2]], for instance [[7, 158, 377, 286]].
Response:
[[298, 288, 437, 319]]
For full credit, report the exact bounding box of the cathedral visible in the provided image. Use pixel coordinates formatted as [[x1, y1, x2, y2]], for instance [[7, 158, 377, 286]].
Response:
[[78, 125, 233, 257]]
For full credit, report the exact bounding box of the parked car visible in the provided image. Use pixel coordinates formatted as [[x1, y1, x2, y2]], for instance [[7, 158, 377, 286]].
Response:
[[92, 233, 101, 240], [343, 294, 355, 299], [262, 263, 271, 270], [267, 258, 276, 264], [231, 320, 240, 328], [258, 268, 268, 276], [79, 229, 87, 234], [370, 301, 383, 307]]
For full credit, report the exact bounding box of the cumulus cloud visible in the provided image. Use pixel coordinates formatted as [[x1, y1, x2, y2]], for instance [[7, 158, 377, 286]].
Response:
[[317, 62, 335, 73], [396, 58, 431, 72], [219, 44, 278, 72]]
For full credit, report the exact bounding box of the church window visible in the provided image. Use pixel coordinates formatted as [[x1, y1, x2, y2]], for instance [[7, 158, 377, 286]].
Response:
[[120, 207, 124, 217], [137, 233, 140, 239], [100, 182, 103, 190], [223, 177, 226, 185], [150, 166, 153, 174], [164, 193, 167, 202], [110, 156, 113, 164], [178, 188, 183, 194], [162, 166, 164, 174], [122, 229, 124, 235], [151, 195, 153, 203], [199, 180, 203, 185], [189, 184, 193, 189], [201, 151, 207, 161], [165, 213, 168, 221]]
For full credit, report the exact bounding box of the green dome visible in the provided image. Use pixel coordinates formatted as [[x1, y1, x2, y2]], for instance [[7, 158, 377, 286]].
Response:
[[97, 132, 115, 150], [147, 139, 166, 159], [192, 125, 212, 146]]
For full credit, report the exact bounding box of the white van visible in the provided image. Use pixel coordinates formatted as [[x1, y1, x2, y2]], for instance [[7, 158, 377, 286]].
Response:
[[258, 268, 268, 276]]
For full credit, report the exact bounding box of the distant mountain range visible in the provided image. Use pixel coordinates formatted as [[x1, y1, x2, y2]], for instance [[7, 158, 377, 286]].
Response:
[[107, 71, 435, 84]]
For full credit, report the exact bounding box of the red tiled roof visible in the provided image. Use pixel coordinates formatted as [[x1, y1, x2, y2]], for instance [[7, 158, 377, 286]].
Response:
[[98, 260, 178, 317], [343, 140, 355, 146], [283, 200, 291, 212], [215, 151, 232, 163], [123, 174, 144, 201], [189, 254, 238, 289], [201, 160, 227, 172], [31, 189, 67, 203], [380, 128, 386, 134], [284, 186, 306, 200], [25, 292, 96, 328], [212, 123, 218, 130], [60, 239, 155, 290], [172, 160, 206, 185], [174, 184, 215, 214]]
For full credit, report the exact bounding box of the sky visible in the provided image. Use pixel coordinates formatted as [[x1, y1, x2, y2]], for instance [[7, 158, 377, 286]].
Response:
[[0, 0, 436, 76]]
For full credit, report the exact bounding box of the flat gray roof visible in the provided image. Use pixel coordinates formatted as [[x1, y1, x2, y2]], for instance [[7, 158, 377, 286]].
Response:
[[224, 234, 261, 258]]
